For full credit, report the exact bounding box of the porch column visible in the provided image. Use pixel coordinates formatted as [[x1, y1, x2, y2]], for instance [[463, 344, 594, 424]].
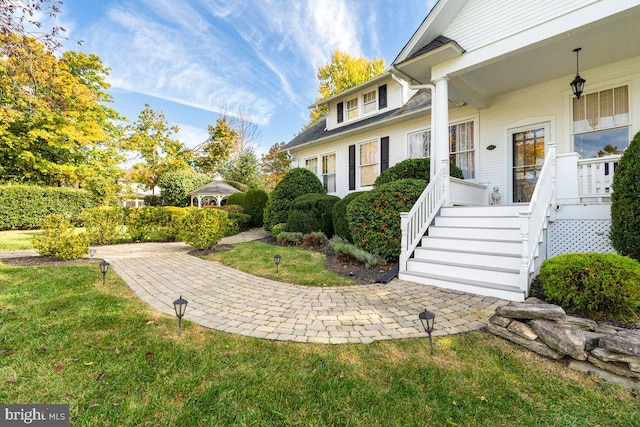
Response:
[[433, 77, 449, 176]]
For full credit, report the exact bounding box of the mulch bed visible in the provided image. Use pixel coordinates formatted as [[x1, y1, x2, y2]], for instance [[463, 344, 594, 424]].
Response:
[[1, 256, 100, 267]]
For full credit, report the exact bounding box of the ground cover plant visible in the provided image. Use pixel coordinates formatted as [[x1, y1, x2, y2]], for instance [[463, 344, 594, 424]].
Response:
[[0, 261, 638, 426]]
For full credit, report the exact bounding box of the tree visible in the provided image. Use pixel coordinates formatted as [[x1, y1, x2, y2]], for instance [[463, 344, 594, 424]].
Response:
[[124, 104, 192, 194], [196, 118, 237, 175], [261, 141, 293, 190], [0, 0, 68, 51], [158, 169, 210, 207], [309, 50, 386, 123], [0, 34, 124, 193], [221, 148, 264, 189]]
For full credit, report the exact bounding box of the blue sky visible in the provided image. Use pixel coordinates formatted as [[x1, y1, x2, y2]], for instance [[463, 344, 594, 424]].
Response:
[[57, 0, 437, 156]]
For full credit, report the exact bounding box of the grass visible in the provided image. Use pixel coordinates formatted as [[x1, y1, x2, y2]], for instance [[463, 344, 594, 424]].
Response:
[[202, 240, 353, 286], [0, 261, 639, 426], [0, 229, 39, 250]]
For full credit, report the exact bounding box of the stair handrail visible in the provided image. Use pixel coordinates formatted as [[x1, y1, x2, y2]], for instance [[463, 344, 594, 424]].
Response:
[[400, 160, 449, 272], [518, 143, 557, 294]]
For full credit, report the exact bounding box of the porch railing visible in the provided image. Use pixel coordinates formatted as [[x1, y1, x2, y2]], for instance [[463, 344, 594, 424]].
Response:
[[577, 154, 620, 201], [399, 160, 449, 272], [518, 143, 557, 294], [449, 178, 489, 205]]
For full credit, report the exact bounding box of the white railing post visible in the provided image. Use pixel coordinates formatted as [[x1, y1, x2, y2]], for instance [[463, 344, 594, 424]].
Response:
[[518, 211, 531, 293], [548, 143, 557, 222], [442, 159, 450, 206], [400, 212, 410, 272]]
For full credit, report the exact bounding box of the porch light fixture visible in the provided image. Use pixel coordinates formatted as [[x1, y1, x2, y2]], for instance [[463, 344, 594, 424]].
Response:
[[173, 295, 188, 336], [99, 260, 110, 286], [89, 247, 96, 260], [570, 47, 586, 99], [419, 309, 436, 355], [274, 254, 282, 273]]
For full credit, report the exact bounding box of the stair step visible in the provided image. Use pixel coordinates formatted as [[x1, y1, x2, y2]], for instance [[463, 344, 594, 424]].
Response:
[[435, 216, 521, 228], [413, 247, 521, 270], [421, 236, 521, 255], [398, 270, 525, 301], [440, 206, 522, 217], [406, 258, 519, 287], [429, 225, 520, 240]]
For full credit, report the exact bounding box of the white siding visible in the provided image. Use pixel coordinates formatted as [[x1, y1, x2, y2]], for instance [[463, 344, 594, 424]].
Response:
[[444, 0, 597, 52]]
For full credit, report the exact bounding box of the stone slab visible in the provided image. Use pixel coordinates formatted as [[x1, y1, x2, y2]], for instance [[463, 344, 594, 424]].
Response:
[[507, 320, 538, 341], [496, 303, 566, 321], [487, 323, 563, 360], [530, 319, 586, 360], [489, 314, 512, 328], [558, 315, 597, 331], [568, 361, 640, 390], [588, 354, 640, 379], [599, 329, 640, 357], [590, 347, 640, 364]]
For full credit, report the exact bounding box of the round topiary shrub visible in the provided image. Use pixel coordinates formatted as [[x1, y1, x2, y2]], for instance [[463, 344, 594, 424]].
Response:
[[332, 191, 366, 242], [263, 168, 325, 231], [244, 188, 268, 226], [347, 178, 427, 260], [540, 253, 640, 322], [610, 131, 640, 262], [226, 192, 246, 207], [373, 158, 464, 187], [287, 193, 340, 237]]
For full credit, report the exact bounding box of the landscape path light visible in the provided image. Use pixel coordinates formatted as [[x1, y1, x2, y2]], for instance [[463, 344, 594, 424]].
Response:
[[99, 260, 110, 286], [173, 295, 188, 336], [419, 309, 436, 355], [89, 247, 96, 260], [274, 254, 281, 273]]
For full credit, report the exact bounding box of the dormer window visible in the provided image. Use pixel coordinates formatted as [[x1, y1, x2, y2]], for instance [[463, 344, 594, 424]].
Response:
[[363, 90, 377, 114], [346, 97, 359, 120]]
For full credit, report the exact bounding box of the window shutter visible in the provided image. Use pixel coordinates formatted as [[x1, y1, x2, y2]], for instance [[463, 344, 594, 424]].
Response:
[[337, 102, 344, 123], [380, 137, 389, 172], [378, 84, 387, 109], [348, 144, 356, 190]]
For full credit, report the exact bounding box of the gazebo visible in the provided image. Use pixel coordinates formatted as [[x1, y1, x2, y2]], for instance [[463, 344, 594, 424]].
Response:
[[189, 179, 240, 208]]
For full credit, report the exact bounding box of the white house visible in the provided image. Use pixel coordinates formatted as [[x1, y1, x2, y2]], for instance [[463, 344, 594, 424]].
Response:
[[283, 0, 640, 301]]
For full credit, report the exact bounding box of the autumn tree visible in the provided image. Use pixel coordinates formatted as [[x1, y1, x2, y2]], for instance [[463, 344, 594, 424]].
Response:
[[124, 104, 193, 194], [261, 141, 293, 190], [221, 148, 264, 189], [309, 50, 386, 123], [195, 118, 237, 175], [0, 0, 69, 51]]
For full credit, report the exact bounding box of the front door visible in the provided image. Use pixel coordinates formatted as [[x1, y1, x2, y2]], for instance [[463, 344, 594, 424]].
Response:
[[510, 125, 546, 203]]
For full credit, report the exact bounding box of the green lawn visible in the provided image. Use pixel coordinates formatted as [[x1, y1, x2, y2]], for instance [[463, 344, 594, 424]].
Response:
[[0, 229, 39, 250], [0, 262, 638, 426]]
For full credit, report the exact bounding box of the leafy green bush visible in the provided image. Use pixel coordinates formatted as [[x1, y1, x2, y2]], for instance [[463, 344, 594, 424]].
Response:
[[329, 236, 387, 269], [263, 168, 325, 231], [610, 131, 640, 262], [143, 195, 162, 207], [158, 170, 210, 207], [179, 208, 228, 250], [227, 212, 252, 235], [244, 188, 268, 226], [162, 207, 189, 241], [126, 207, 171, 241], [0, 185, 96, 230], [271, 223, 287, 239], [287, 193, 340, 237], [82, 206, 126, 245], [373, 159, 463, 187], [347, 179, 427, 260], [32, 214, 89, 260], [332, 191, 366, 242], [277, 231, 303, 246], [540, 253, 640, 322], [211, 205, 244, 214], [226, 192, 246, 207], [301, 231, 329, 248]]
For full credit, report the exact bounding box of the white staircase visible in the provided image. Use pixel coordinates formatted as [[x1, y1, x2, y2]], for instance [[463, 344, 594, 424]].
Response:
[[398, 205, 527, 301]]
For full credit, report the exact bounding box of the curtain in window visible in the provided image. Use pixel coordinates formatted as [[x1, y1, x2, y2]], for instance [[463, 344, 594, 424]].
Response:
[[360, 141, 379, 187], [408, 130, 430, 159], [322, 154, 336, 192]]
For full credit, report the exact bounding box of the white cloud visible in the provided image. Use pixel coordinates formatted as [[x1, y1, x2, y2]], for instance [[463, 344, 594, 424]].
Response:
[[175, 123, 210, 149]]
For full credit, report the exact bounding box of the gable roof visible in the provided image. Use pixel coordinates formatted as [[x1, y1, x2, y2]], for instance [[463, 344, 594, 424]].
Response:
[[284, 90, 432, 152]]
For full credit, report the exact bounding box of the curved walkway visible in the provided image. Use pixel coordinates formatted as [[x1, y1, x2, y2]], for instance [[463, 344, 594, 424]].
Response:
[[2, 235, 508, 344]]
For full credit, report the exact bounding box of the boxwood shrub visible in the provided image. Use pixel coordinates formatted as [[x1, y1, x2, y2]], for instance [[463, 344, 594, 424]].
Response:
[[332, 191, 366, 243], [287, 193, 340, 237], [226, 192, 246, 207], [32, 214, 89, 260], [263, 168, 325, 231], [347, 179, 427, 260], [126, 207, 172, 241], [540, 253, 640, 322], [179, 208, 228, 250], [0, 185, 95, 230], [244, 188, 268, 226], [373, 158, 464, 187]]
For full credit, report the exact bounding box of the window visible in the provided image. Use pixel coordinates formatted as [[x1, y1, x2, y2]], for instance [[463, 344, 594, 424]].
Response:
[[359, 140, 379, 187], [346, 97, 359, 120], [408, 130, 431, 159], [321, 153, 336, 193], [449, 121, 475, 179], [305, 157, 318, 175], [573, 85, 629, 158], [363, 90, 377, 114]]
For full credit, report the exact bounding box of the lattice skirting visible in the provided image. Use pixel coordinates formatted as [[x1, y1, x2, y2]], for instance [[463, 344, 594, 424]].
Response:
[[548, 220, 614, 257]]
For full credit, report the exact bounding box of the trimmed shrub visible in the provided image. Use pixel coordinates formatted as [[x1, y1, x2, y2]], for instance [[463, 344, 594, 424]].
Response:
[[179, 208, 228, 250], [540, 253, 640, 322], [83, 206, 126, 245], [244, 188, 268, 226], [271, 223, 287, 239], [126, 207, 171, 241], [226, 181, 250, 192], [277, 231, 303, 246], [158, 170, 210, 207], [0, 185, 95, 230], [226, 192, 246, 207], [301, 231, 329, 248], [329, 236, 387, 269], [227, 212, 252, 235], [332, 191, 366, 242], [263, 168, 325, 231], [347, 179, 427, 260], [211, 205, 244, 214], [373, 158, 464, 187], [610, 131, 640, 261], [32, 214, 89, 260], [162, 207, 189, 241], [287, 193, 340, 237]]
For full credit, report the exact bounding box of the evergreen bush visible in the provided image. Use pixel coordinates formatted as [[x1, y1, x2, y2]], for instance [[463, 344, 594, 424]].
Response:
[[226, 192, 246, 207], [82, 206, 126, 245], [540, 253, 640, 322], [126, 207, 171, 241], [287, 193, 340, 237], [347, 179, 427, 260], [270, 223, 287, 239], [276, 231, 303, 246], [32, 214, 89, 260], [301, 231, 329, 248], [162, 207, 189, 241], [179, 208, 228, 250], [332, 191, 366, 242], [263, 168, 324, 231], [610, 131, 640, 261], [158, 170, 210, 207], [373, 158, 464, 187], [243, 188, 268, 226]]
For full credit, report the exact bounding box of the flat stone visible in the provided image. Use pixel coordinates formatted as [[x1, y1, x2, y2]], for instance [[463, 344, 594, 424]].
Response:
[[599, 329, 640, 357], [588, 354, 640, 379], [568, 360, 640, 391], [507, 320, 538, 340], [489, 314, 512, 328], [496, 303, 566, 321], [524, 297, 546, 304], [530, 319, 586, 360], [594, 325, 619, 334], [487, 323, 563, 360], [558, 315, 597, 331], [584, 331, 614, 351], [590, 347, 640, 364], [630, 363, 640, 373]]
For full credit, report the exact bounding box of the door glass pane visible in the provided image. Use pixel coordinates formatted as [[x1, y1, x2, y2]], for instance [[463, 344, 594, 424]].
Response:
[[512, 127, 544, 203]]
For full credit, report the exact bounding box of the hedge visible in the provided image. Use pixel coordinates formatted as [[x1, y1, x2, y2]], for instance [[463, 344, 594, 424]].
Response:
[[83, 206, 126, 245], [287, 193, 340, 237], [373, 158, 464, 187], [180, 208, 228, 250], [226, 192, 246, 207], [244, 188, 268, 226], [332, 191, 366, 242]]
